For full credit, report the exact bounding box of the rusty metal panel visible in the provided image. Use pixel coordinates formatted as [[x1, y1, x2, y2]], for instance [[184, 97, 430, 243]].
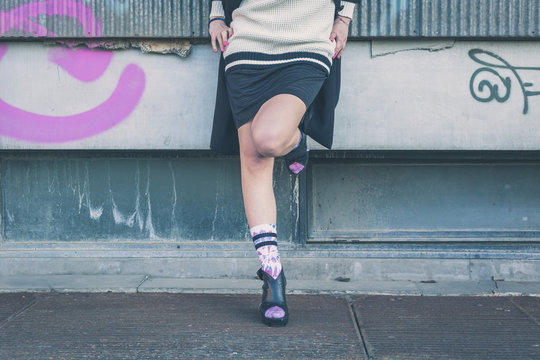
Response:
[[1, 0, 539, 39]]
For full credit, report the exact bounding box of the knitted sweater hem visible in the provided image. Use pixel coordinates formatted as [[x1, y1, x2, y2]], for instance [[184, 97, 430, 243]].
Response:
[[224, 51, 332, 73]]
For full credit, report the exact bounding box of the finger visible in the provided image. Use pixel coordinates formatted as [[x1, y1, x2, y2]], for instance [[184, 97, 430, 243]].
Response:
[[329, 31, 337, 43], [338, 42, 347, 58], [228, 27, 234, 38], [216, 34, 224, 52], [333, 40, 343, 59], [211, 34, 218, 52], [335, 37, 347, 57], [221, 30, 229, 48]]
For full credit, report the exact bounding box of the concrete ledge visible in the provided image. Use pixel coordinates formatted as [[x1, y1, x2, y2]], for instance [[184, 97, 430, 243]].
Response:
[[416, 280, 496, 296], [0, 275, 147, 293], [3, 253, 540, 282], [3, 275, 540, 296], [137, 277, 421, 295], [494, 281, 540, 296]]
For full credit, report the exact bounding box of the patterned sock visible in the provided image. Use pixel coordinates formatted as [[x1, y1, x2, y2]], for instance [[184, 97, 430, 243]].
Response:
[[251, 224, 282, 279], [251, 223, 285, 319]]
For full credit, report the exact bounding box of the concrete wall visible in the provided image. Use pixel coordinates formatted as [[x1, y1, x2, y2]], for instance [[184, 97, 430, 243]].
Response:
[[1, 41, 540, 150], [1, 40, 540, 281]]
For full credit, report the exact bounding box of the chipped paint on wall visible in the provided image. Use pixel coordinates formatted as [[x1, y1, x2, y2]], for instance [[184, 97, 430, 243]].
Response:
[[49, 40, 192, 58]]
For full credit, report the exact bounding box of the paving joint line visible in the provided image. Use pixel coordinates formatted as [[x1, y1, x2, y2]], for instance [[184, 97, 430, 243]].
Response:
[[345, 296, 373, 360], [0, 295, 38, 330], [509, 297, 540, 326]]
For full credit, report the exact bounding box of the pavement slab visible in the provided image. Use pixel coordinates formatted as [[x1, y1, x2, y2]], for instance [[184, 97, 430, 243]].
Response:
[[353, 295, 540, 360], [0, 293, 365, 359]]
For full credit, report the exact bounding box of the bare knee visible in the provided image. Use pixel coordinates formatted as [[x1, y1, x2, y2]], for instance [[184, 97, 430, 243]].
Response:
[[241, 149, 274, 176], [249, 94, 306, 157], [252, 128, 289, 158], [255, 139, 285, 158]]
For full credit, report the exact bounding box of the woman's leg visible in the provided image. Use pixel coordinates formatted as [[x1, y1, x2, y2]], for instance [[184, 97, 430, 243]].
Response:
[[238, 94, 306, 324], [238, 93, 306, 227], [251, 94, 306, 158]]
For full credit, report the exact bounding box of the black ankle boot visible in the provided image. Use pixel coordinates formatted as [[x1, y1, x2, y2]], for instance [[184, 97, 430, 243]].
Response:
[[257, 268, 289, 326], [285, 132, 309, 175]]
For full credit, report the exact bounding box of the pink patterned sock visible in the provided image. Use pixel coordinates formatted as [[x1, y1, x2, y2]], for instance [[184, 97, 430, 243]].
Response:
[[250, 224, 282, 279], [251, 224, 285, 319]]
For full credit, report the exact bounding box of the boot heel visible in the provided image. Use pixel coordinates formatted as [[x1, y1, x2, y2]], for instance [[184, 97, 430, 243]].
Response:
[[285, 131, 309, 175]]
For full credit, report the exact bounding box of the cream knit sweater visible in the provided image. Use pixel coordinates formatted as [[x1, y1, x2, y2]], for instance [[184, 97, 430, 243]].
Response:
[[210, 0, 356, 73]]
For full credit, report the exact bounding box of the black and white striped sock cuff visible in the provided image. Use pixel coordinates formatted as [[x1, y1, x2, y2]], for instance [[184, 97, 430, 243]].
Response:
[[252, 232, 278, 249]]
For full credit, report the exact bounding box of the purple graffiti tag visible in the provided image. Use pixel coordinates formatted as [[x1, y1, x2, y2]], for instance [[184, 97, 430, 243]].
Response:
[[0, 45, 146, 143], [48, 47, 114, 82], [0, 0, 101, 37]]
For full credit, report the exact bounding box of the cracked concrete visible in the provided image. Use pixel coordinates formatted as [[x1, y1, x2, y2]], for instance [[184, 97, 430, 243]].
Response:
[[371, 39, 456, 58]]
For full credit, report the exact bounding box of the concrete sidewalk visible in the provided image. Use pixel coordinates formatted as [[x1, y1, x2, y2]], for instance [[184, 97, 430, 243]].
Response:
[[1, 278, 540, 359], [2, 275, 540, 296]]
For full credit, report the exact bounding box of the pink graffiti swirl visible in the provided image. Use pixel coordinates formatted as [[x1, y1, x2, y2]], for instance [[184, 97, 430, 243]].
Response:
[[0, 43, 146, 143]]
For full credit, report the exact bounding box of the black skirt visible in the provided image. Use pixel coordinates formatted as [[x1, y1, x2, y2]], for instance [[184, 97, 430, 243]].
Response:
[[224, 62, 329, 129]]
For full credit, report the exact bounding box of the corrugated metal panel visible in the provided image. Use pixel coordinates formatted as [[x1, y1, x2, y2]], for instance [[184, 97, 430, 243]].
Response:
[[0, 0, 211, 38], [0, 0, 539, 39], [352, 0, 540, 37]]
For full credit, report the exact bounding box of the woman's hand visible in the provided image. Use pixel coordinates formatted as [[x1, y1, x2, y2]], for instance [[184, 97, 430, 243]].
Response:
[[209, 18, 233, 52], [329, 16, 351, 59]]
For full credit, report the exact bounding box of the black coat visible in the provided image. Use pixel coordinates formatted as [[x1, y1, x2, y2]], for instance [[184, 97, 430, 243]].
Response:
[[210, 0, 357, 155]]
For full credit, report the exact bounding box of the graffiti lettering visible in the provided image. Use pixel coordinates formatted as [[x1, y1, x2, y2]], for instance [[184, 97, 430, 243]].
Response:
[[469, 49, 540, 115], [0, 0, 100, 37]]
